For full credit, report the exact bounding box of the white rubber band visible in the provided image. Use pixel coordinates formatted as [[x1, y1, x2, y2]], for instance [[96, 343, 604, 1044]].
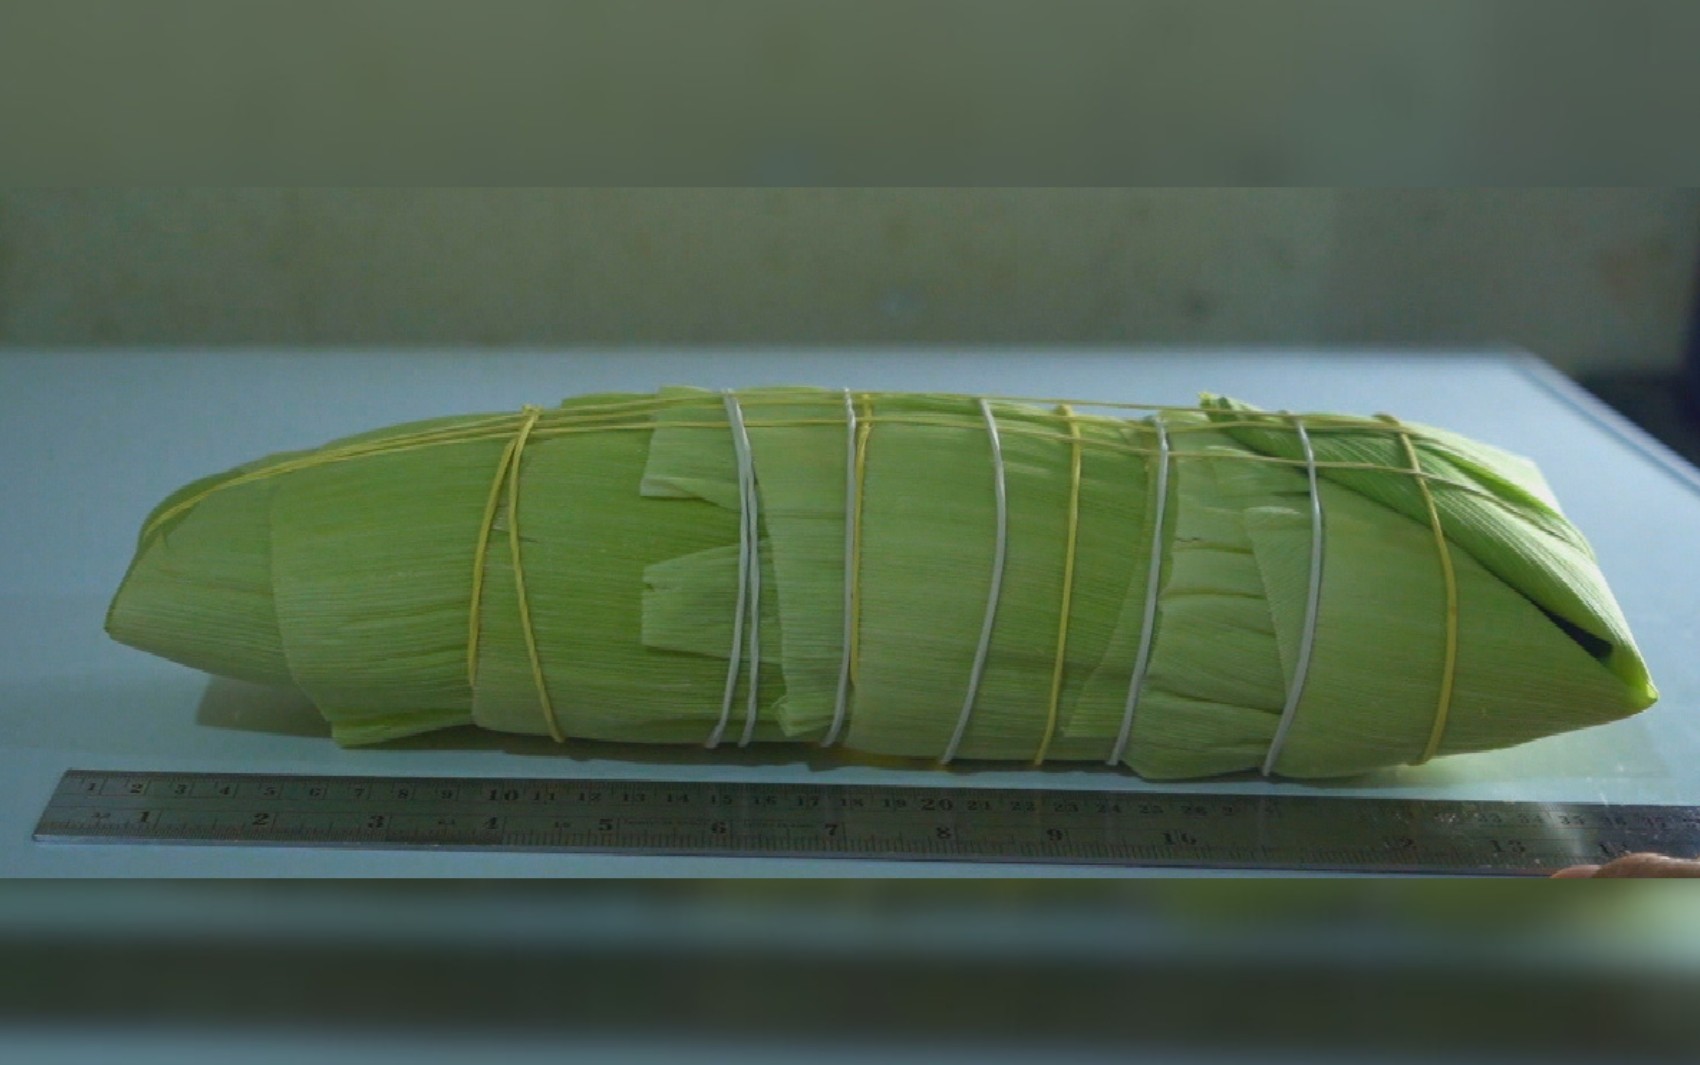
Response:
[[1261, 416, 1325, 777], [708, 391, 762, 748], [940, 398, 1009, 765], [824, 389, 857, 747], [1108, 419, 1171, 766], [733, 393, 764, 747]]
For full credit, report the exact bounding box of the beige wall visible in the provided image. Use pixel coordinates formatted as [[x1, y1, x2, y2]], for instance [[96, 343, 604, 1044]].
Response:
[[1, 188, 1694, 374]]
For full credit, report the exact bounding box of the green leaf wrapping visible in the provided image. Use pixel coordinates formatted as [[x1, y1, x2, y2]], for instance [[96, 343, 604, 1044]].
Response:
[[105, 387, 1657, 777]]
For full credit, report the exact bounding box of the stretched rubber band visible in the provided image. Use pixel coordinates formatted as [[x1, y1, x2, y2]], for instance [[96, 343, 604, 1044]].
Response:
[[1109, 419, 1171, 766], [847, 396, 872, 690], [502, 407, 562, 743], [824, 389, 858, 747], [1033, 404, 1083, 766], [467, 423, 526, 691], [145, 402, 1536, 549], [940, 399, 1009, 765], [708, 392, 761, 748], [732, 393, 764, 747], [1261, 416, 1325, 777], [1391, 424, 1460, 765]]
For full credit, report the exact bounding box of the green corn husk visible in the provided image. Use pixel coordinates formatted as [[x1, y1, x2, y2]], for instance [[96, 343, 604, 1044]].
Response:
[[106, 387, 1657, 778]]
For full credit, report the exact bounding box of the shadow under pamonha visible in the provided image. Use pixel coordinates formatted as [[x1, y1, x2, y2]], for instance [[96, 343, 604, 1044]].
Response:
[[185, 677, 1283, 783], [191, 675, 884, 773], [189, 675, 1667, 788]]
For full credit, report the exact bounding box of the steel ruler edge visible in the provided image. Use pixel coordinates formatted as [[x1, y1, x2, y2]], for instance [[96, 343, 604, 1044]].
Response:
[[32, 768, 1700, 874]]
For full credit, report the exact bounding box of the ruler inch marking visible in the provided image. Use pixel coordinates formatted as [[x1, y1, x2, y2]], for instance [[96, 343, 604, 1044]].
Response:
[[29, 769, 1700, 874]]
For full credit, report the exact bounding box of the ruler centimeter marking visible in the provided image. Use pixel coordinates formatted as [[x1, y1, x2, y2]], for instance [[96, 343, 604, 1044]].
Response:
[[32, 768, 1700, 873]]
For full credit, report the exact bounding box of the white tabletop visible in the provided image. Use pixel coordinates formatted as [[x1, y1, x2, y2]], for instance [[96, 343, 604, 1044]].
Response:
[[3, 347, 1697, 875]]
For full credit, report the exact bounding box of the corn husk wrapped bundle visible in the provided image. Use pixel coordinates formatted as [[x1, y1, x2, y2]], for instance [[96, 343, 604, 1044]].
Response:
[[107, 387, 1657, 778]]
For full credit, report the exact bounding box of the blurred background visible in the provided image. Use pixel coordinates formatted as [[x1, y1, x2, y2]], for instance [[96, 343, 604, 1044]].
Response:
[[5, 3, 1700, 463], [0, 880, 1696, 1060], [0, 188, 1688, 369], [4, 187, 1698, 458]]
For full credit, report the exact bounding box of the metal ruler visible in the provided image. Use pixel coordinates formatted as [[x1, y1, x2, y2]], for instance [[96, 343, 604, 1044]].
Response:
[[32, 768, 1700, 874]]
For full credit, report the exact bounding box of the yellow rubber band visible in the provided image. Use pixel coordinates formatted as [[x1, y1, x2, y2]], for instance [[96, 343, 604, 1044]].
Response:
[[143, 402, 1529, 550], [466, 427, 525, 691], [1033, 404, 1083, 766], [1392, 424, 1459, 765], [503, 407, 562, 743], [140, 411, 530, 543]]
